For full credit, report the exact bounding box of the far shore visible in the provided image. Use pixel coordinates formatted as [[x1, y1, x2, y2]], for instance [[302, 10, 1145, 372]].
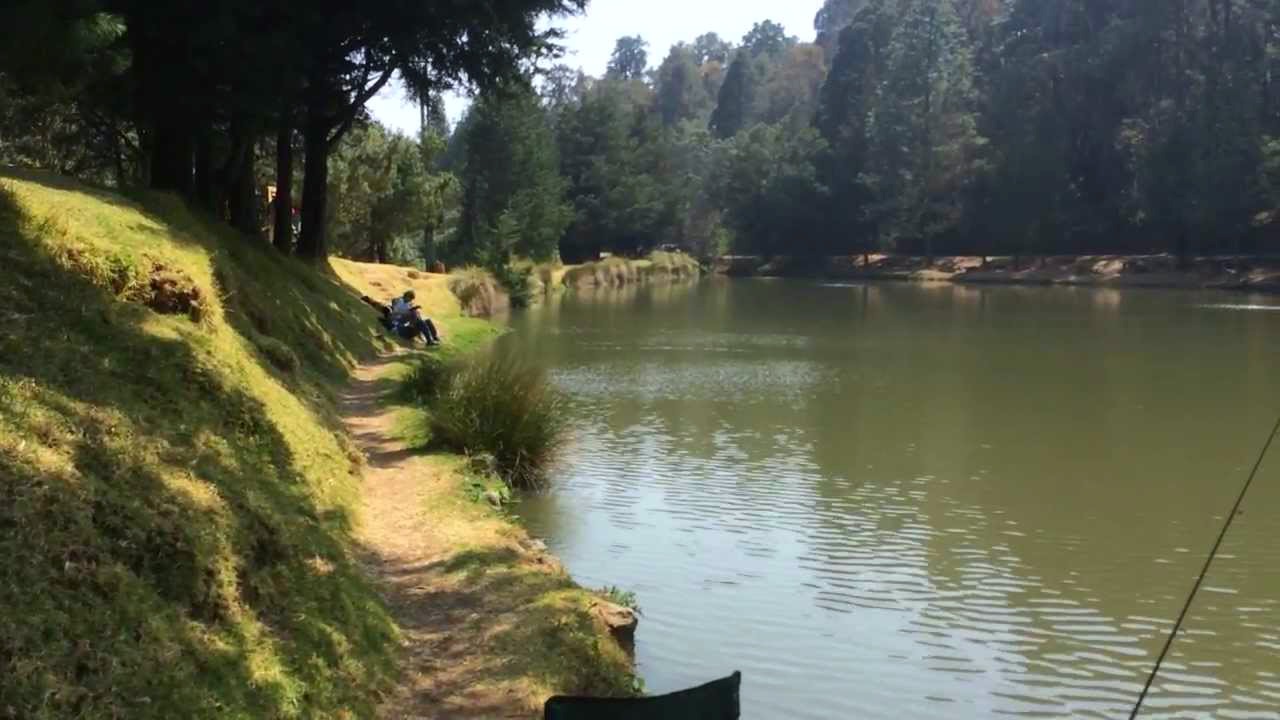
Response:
[[713, 254, 1280, 294]]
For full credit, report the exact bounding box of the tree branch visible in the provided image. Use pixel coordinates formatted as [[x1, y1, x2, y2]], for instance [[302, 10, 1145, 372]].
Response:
[[326, 68, 393, 146]]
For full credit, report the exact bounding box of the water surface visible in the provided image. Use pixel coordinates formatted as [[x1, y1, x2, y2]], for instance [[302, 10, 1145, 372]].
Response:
[[505, 279, 1280, 719]]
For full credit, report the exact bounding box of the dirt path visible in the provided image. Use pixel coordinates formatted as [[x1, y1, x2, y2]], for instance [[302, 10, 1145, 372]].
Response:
[[339, 355, 532, 719]]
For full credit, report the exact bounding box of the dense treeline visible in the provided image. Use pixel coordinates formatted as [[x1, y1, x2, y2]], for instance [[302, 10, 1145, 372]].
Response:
[[0, 0, 578, 260], [5, 0, 1280, 266], [451, 0, 1280, 264]]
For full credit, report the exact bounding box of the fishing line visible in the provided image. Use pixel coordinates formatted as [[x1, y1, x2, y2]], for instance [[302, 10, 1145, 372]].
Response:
[[1128, 412, 1280, 719]]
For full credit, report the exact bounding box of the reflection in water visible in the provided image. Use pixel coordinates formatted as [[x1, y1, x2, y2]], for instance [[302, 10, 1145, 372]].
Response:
[[505, 280, 1280, 719]]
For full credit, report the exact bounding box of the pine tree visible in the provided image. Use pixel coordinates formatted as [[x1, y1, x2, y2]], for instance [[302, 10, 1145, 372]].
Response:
[[709, 55, 758, 139], [655, 45, 707, 126], [456, 82, 571, 264], [814, 2, 892, 256], [872, 0, 985, 258]]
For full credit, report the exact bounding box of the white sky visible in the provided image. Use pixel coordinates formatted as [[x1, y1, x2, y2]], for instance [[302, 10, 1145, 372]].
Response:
[[366, 0, 824, 135]]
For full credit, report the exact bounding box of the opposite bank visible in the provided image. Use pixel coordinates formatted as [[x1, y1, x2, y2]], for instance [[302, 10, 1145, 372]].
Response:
[[716, 254, 1280, 293]]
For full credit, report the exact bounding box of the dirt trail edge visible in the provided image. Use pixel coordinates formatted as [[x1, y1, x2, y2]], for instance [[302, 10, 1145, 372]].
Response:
[[340, 354, 532, 719]]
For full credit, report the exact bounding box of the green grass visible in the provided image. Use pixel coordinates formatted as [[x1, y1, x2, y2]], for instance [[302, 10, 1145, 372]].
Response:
[[600, 586, 642, 614], [380, 355, 641, 709], [0, 170, 399, 719], [438, 545, 640, 698], [401, 350, 570, 489]]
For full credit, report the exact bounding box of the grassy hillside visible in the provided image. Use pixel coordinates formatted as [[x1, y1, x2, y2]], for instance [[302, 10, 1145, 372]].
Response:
[[331, 257, 505, 338], [0, 170, 406, 718]]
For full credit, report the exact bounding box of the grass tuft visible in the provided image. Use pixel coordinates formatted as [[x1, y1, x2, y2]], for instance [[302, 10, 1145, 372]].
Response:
[[600, 586, 642, 614], [447, 266, 511, 316], [404, 351, 569, 489], [562, 251, 701, 289]]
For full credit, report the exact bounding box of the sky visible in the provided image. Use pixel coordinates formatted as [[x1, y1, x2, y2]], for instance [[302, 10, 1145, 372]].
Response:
[[366, 0, 825, 135]]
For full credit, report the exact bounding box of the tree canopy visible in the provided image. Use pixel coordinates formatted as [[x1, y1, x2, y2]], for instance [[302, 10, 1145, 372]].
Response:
[[7, 0, 1280, 265], [0, 0, 581, 259]]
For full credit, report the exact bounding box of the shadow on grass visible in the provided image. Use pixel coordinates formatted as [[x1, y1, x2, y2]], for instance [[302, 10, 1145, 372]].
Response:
[[355, 542, 635, 718], [0, 185, 398, 718]]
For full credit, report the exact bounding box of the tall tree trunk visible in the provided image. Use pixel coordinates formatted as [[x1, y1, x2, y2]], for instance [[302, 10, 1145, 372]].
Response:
[[149, 111, 194, 195], [422, 225, 436, 266], [274, 122, 294, 253], [228, 147, 258, 237], [224, 121, 258, 236], [1176, 231, 1192, 269], [297, 110, 330, 260], [193, 124, 213, 211]]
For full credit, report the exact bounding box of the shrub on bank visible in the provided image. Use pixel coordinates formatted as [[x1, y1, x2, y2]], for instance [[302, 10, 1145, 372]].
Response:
[[648, 250, 701, 278], [563, 251, 701, 288], [490, 262, 535, 308], [407, 351, 569, 488], [447, 266, 510, 316]]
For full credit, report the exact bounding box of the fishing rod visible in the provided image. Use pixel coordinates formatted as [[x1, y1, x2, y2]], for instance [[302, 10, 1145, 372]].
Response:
[[1127, 413, 1280, 719]]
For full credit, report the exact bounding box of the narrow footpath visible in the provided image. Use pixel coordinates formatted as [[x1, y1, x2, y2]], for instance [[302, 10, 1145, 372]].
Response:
[[339, 355, 531, 719]]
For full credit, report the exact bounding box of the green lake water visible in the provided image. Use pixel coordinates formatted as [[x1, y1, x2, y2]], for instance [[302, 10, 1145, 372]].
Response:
[[502, 278, 1280, 719]]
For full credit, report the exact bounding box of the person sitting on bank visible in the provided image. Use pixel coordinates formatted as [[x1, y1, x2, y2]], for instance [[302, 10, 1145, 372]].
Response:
[[391, 290, 442, 346]]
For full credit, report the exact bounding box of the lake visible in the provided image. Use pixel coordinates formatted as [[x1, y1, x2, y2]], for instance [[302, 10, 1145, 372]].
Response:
[[503, 278, 1280, 719]]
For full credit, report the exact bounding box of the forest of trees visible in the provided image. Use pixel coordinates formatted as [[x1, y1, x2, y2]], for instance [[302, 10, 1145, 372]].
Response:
[[0, 0, 578, 261], [5, 0, 1280, 266]]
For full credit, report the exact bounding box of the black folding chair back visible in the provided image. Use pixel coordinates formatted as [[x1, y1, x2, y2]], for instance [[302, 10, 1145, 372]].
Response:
[[544, 671, 740, 720]]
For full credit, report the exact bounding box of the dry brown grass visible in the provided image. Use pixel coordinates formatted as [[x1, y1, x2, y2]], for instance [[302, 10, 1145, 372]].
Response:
[[331, 256, 462, 318], [561, 252, 701, 289], [446, 266, 512, 316]]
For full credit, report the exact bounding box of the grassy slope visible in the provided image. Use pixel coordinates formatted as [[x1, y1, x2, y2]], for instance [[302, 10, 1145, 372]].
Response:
[[0, 170, 403, 719]]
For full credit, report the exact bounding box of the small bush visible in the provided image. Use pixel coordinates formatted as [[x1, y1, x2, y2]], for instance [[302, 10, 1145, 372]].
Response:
[[398, 354, 448, 404], [491, 262, 534, 308], [600, 585, 641, 614], [419, 351, 569, 488], [447, 266, 510, 316]]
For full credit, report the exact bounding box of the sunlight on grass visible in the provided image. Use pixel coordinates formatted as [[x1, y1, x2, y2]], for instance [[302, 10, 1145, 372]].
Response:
[[0, 170, 398, 719]]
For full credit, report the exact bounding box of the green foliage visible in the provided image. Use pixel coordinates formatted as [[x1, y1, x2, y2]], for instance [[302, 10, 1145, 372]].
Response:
[[714, 124, 828, 256], [556, 78, 667, 260], [600, 586, 642, 614], [877, 0, 985, 255], [16, 0, 1280, 269], [655, 44, 708, 127], [606, 35, 650, 80], [741, 20, 794, 59], [491, 261, 536, 309], [406, 350, 570, 489], [815, 0, 872, 53], [454, 81, 571, 266], [398, 353, 450, 405], [709, 54, 759, 140], [328, 120, 454, 264], [692, 32, 732, 65]]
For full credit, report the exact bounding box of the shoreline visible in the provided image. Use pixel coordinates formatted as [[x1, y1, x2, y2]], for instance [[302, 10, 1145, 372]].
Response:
[[714, 254, 1280, 294]]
